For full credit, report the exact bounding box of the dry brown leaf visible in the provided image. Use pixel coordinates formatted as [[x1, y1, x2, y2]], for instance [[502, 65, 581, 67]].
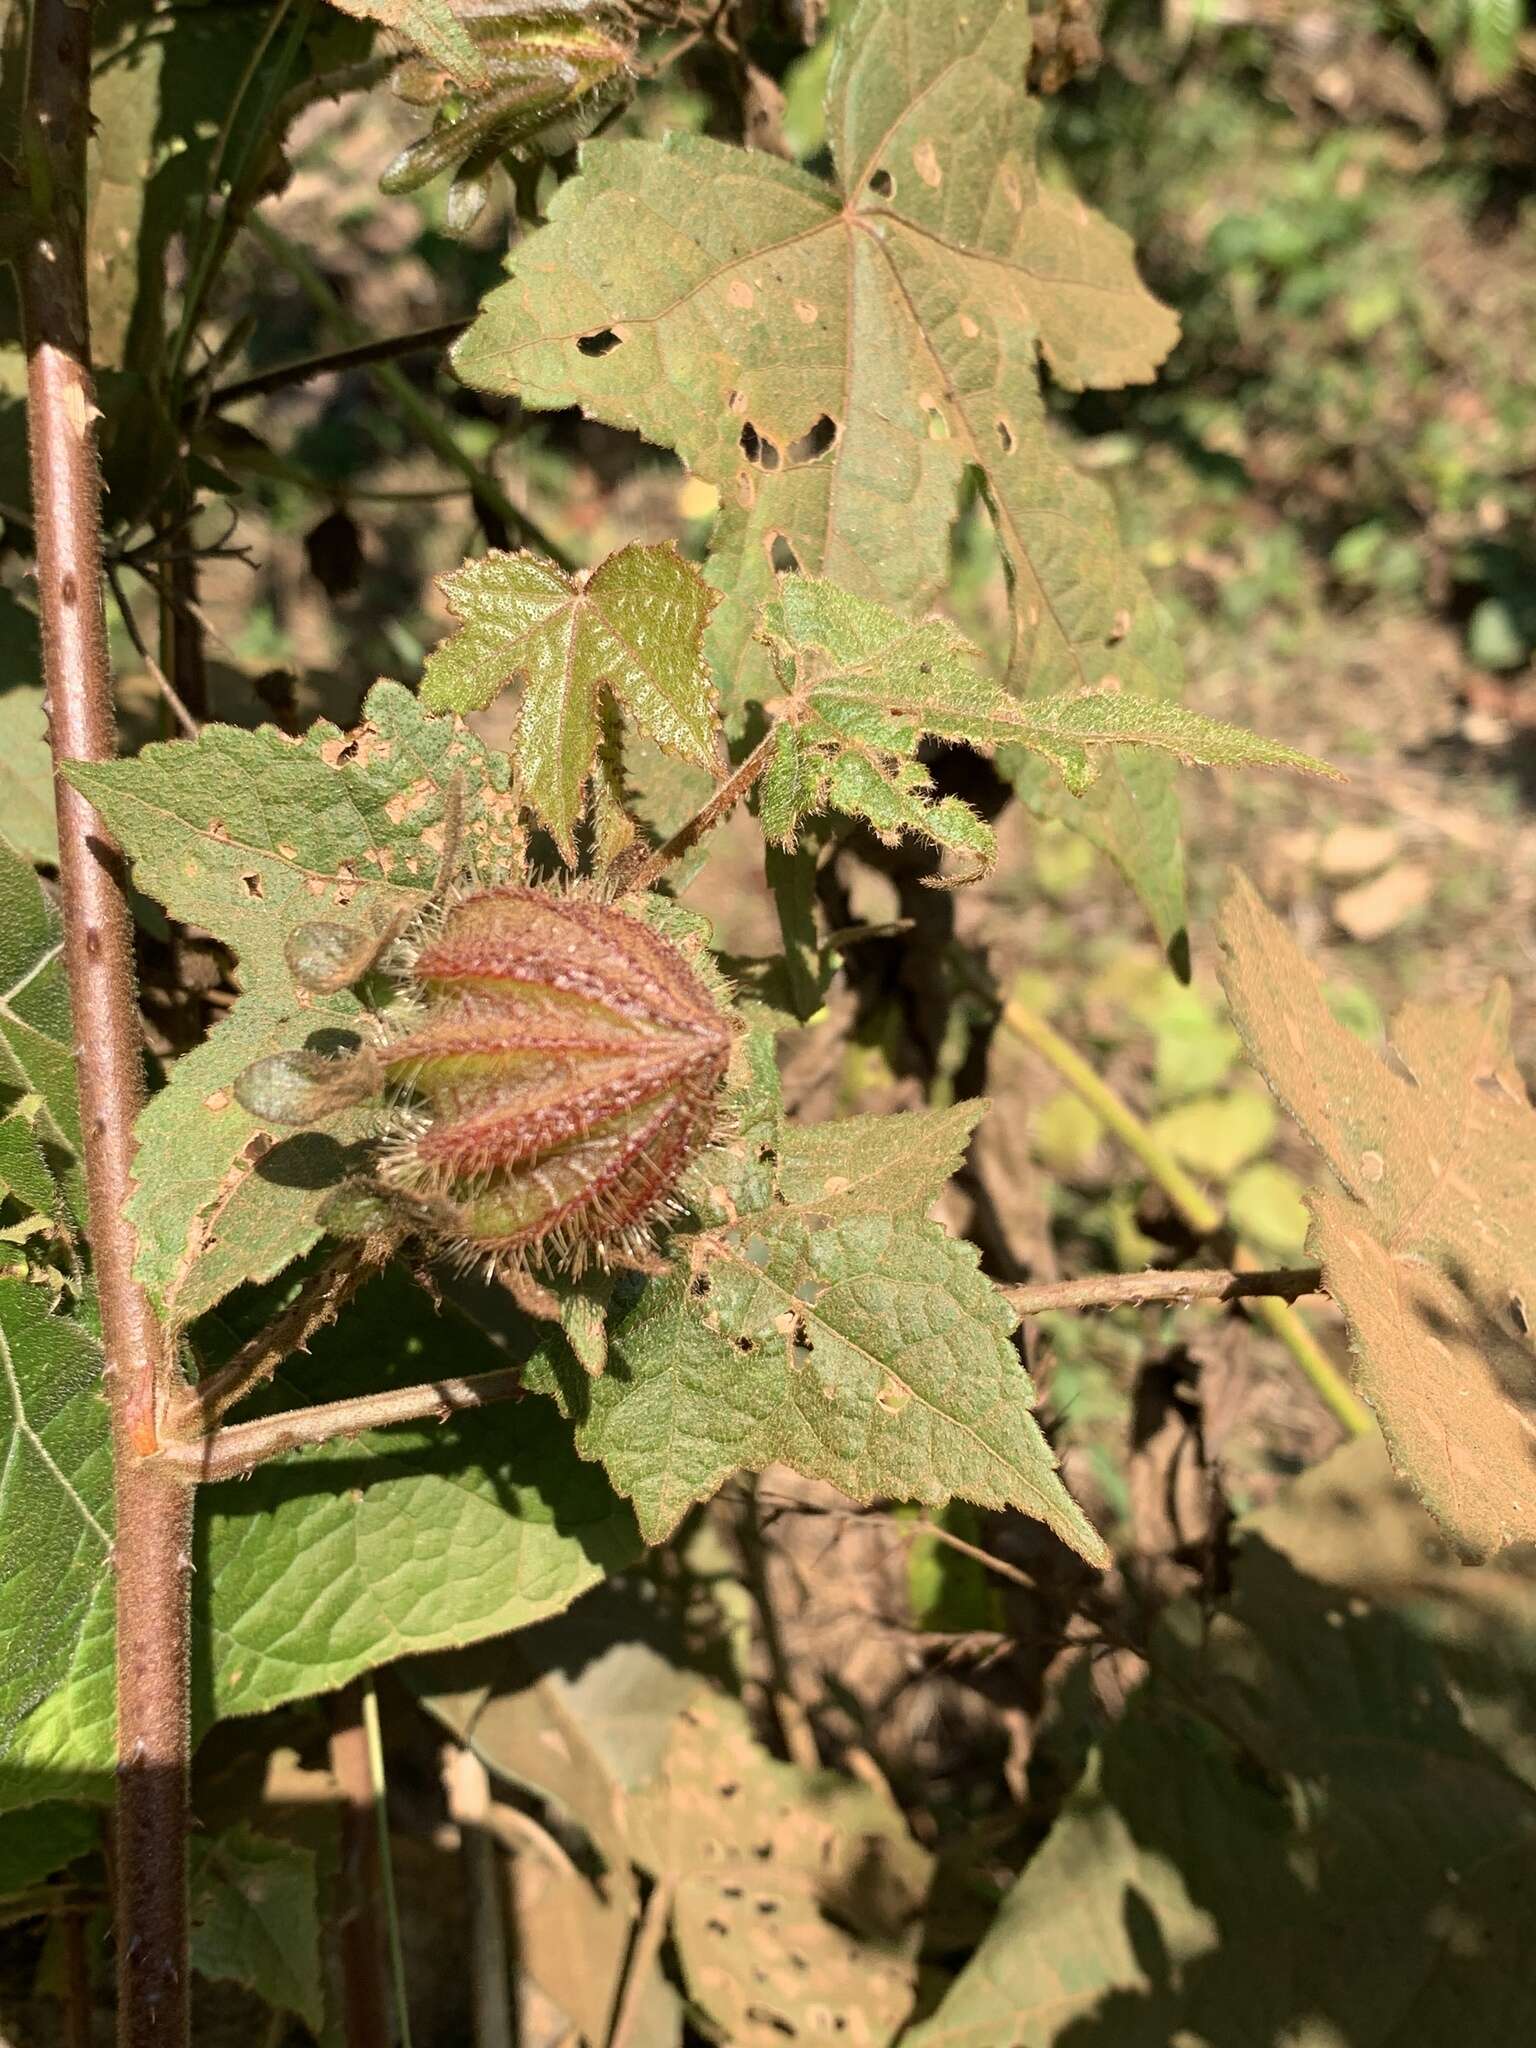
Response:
[[1218, 871, 1536, 1558], [627, 1691, 930, 2048]]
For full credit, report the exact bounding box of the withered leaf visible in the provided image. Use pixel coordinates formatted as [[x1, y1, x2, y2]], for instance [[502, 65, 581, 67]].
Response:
[[1217, 872, 1536, 1559]]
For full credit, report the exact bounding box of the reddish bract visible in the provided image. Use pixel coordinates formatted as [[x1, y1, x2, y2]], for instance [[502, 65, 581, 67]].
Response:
[[379, 887, 733, 1285]]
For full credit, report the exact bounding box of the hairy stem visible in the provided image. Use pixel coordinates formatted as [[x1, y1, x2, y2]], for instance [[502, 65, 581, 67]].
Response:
[[998, 991, 1372, 1437], [20, 1, 194, 2038], [160, 1367, 527, 1482], [619, 728, 779, 895], [1004, 1265, 1324, 1315], [165, 1239, 394, 1437]]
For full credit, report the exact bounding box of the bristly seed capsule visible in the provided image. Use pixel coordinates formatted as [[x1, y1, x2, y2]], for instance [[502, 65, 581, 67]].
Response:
[[239, 886, 735, 1315]]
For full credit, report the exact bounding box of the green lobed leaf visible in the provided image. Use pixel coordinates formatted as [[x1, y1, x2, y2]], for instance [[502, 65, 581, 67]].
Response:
[[67, 681, 518, 1323], [906, 1440, 1536, 2047], [0, 1266, 638, 1810], [189, 1825, 323, 2032], [419, 542, 720, 862], [754, 580, 1331, 872], [1218, 872, 1536, 1558], [531, 1205, 1105, 1563], [775, 1099, 983, 1215], [453, 0, 1192, 939]]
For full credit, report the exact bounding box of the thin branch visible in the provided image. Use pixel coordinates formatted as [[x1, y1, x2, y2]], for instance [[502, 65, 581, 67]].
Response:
[[909, 1515, 1041, 1593], [996, 989, 1372, 1438], [159, 1367, 526, 1482], [201, 320, 472, 412], [605, 1877, 675, 2048], [20, 0, 194, 2037], [105, 563, 200, 737], [618, 728, 778, 895], [165, 1239, 394, 1437], [1003, 1265, 1324, 1316]]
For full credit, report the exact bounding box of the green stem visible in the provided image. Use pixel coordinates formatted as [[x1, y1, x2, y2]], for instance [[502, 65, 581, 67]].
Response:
[[999, 991, 1372, 1439], [247, 216, 570, 563], [362, 1677, 415, 2048]]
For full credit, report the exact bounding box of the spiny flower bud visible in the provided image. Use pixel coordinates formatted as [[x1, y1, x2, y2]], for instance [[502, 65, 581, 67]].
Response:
[[379, 886, 734, 1295]]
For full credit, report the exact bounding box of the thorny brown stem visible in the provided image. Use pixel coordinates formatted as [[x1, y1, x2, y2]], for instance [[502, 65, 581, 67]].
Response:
[[20, 0, 194, 2037], [159, 1367, 527, 1483], [1004, 1266, 1324, 1316]]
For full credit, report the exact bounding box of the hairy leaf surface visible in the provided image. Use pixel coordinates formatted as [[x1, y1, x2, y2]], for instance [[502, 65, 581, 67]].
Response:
[[0, 1267, 635, 1809], [757, 580, 1335, 874], [69, 682, 518, 1322], [527, 1103, 1104, 1563], [419, 543, 719, 861], [452, 0, 1192, 937], [190, 1826, 323, 2033], [1218, 873, 1536, 1558]]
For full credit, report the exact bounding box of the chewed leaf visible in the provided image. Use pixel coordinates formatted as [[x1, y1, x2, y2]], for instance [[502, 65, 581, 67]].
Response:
[[753, 580, 1324, 873], [421, 543, 720, 861], [1218, 872, 1536, 1558], [66, 682, 518, 1322], [453, 0, 1192, 940]]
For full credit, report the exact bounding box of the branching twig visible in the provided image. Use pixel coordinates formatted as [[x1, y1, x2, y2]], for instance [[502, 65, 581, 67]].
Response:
[[247, 215, 573, 566], [997, 989, 1371, 1437], [105, 562, 201, 738], [1004, 1265, 1324, 1316], [159, 1368, 526, 1483], [20, 1, 195, 2036], [165, 1239, 394, 1437]]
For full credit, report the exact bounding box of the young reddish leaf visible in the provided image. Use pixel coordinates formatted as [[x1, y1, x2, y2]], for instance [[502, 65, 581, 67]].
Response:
[[420, 544, 721, 862]]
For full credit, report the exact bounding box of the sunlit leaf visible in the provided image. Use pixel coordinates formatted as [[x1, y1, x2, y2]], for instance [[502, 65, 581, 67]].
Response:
[[419, 543, 719, 862], [454, 0, 1191, 937], [1218, 872, 1536, 1559]]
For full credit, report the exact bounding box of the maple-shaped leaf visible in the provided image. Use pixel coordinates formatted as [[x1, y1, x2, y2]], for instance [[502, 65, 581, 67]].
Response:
[[67, 682, 519, 1324], [419, 543, 721, 863], [452, 0, 1191, 939], [1217, 873, 1536, 1560], [755, 580, 1337, 875]]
